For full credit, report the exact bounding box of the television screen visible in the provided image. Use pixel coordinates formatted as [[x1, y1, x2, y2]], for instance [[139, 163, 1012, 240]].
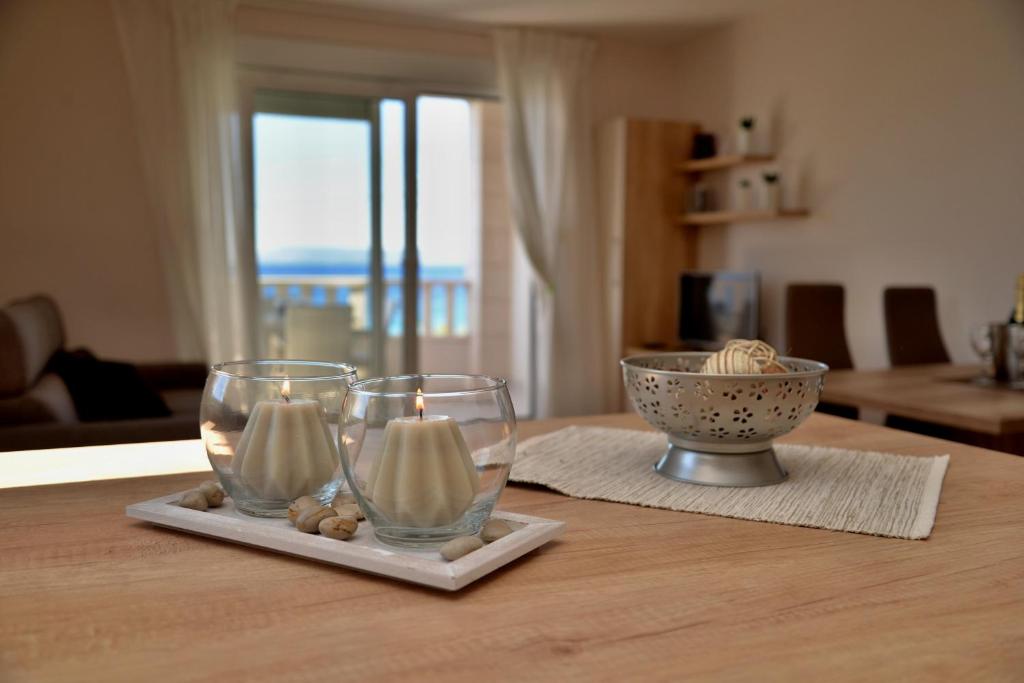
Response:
[[679, 271, 759, 348]]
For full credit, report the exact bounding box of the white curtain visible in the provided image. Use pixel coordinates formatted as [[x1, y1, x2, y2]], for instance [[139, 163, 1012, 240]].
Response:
[[495, 29, 615, 417], [113, 0, 257, 363]]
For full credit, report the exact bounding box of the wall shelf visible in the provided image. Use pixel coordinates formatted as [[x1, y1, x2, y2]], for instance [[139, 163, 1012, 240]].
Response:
[[678, 209, 809, 226], [600, 117, 811, 394], [677, 154, 775, 173]]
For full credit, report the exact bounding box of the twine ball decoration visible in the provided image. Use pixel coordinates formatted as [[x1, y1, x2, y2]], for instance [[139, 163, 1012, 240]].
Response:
[[700, 339, 788, 375]]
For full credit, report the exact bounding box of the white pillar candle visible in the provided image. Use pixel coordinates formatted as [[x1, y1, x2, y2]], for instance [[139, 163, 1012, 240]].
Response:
[[365, 414, 480, 528], [230, 393, 339, 501]]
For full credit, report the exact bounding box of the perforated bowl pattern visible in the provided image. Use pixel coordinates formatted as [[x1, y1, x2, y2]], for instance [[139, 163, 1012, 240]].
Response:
[[621, 353, 828, 452]]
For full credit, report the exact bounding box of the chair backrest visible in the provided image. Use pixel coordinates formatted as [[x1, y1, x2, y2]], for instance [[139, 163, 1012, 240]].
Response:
[[884, 287, 950, 366], [785, 283, 854, 370], [284, 304, 353, 363]]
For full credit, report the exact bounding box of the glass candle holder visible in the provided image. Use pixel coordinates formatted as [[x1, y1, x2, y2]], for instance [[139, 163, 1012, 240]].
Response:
[[200, 360, 357, 517], [340, 374, 517, 547]]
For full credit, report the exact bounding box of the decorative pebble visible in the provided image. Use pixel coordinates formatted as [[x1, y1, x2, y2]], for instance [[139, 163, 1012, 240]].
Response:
[[296, 505, 337, 533], [288, 496, 320, 524], [177, 490, 208, 511], [440, 536, 484, 561], [319, 516, 358, 540], [198, 481, 225, 507], [332, 492, 357, 506], [481, 519, 513, 543], [332, 502, 364, 520]]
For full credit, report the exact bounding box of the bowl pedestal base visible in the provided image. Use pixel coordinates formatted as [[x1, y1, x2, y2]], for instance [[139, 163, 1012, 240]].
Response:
[[654, 444, 788, 487]]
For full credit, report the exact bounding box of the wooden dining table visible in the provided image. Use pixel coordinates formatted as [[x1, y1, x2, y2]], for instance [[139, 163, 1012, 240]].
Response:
[[822, 364, 1024, 454], [1, 412, 1022, 681]]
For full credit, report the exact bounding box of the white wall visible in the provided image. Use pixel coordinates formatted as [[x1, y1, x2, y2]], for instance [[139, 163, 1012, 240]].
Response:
[[591, 38, 683, 123], [0, 0, 176, 361], [672, 0, 1024, 368]]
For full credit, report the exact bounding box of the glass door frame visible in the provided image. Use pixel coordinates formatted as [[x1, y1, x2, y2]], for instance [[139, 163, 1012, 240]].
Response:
[[240, 66, 496, 376]]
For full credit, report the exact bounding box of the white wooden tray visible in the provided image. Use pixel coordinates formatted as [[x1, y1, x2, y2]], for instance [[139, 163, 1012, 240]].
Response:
[[126, 491, 565, 591]]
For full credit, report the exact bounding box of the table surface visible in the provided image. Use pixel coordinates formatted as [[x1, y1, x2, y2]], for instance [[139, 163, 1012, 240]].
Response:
[[823, 363, 1024, 435], [2, 413, 1023, 681]]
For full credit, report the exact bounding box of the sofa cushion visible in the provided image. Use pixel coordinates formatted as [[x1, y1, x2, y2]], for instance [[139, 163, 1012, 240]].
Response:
[[0, 373, 76, 426], [0, 295, 65, 397], [160, 388, 202, 417], [0, 312, 25, 397], [28, 373, 77, 422], [49, 349, 171, 422], [135, 363, 208, 391], [0, 414, 200, 452], [0, 393, 55, 426]]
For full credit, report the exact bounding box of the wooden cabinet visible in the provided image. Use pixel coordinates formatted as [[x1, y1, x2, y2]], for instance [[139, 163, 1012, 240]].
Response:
[[600, 118, 698, 359]]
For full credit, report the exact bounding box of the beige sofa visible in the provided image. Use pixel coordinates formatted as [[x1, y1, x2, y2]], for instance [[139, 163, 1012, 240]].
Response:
[[0, 296, 205, 451]]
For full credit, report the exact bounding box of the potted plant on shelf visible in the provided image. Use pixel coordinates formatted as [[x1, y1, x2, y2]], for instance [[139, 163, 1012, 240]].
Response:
[[761, 171, 781, 211], [735, 177, 754, 211], [736, 116, 755, 155]]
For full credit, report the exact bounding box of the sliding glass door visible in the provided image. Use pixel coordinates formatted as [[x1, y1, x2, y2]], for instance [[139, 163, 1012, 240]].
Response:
[[248, 88, 525, 409], [252, 91, 413, 378]]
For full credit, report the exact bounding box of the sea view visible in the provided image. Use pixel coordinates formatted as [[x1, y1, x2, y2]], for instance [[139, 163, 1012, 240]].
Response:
[[258, 249, 469, 336]]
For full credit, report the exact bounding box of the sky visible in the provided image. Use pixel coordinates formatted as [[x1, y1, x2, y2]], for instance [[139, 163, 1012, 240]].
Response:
[[253, 96, 475, 269]]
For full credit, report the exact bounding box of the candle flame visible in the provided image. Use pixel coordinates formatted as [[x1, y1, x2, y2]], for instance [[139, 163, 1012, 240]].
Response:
[[282, 380, 291, 402], [416, 388, 424, 419]]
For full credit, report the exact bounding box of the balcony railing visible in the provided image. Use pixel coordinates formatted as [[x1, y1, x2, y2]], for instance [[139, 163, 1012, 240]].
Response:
[[259, 275, 470, 338]]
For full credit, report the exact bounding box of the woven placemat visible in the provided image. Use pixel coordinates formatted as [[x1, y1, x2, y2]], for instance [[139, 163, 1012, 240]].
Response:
[[510, 426, 949, 539]]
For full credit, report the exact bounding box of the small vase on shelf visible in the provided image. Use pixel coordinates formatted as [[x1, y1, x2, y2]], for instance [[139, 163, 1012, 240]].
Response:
[[734, 177, 754, 211], [736, 116, 755, 155], [761, 171, 781, 211]]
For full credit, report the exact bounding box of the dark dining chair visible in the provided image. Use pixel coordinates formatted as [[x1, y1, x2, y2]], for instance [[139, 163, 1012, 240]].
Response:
[[883, 286, 952, 435], [883, 287, 950, 366], [785, 283, 854, 370], [785, 283, 857, 419]]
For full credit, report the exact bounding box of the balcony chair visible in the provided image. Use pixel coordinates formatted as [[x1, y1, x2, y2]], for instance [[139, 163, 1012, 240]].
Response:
[[284, 303, 354, 364]]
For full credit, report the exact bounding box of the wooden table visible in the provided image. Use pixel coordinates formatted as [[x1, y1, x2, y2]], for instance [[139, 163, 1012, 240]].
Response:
[[2, 413, 1022, 681], [823, 364, 1024, 453]]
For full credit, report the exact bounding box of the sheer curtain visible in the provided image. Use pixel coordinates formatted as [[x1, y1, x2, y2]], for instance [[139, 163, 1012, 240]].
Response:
[[495, 29, 615, 417], [113, 0, 257, 363]]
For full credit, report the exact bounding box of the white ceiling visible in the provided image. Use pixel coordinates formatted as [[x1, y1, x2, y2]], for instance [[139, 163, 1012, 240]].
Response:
[[305, 0, 776, 38]]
